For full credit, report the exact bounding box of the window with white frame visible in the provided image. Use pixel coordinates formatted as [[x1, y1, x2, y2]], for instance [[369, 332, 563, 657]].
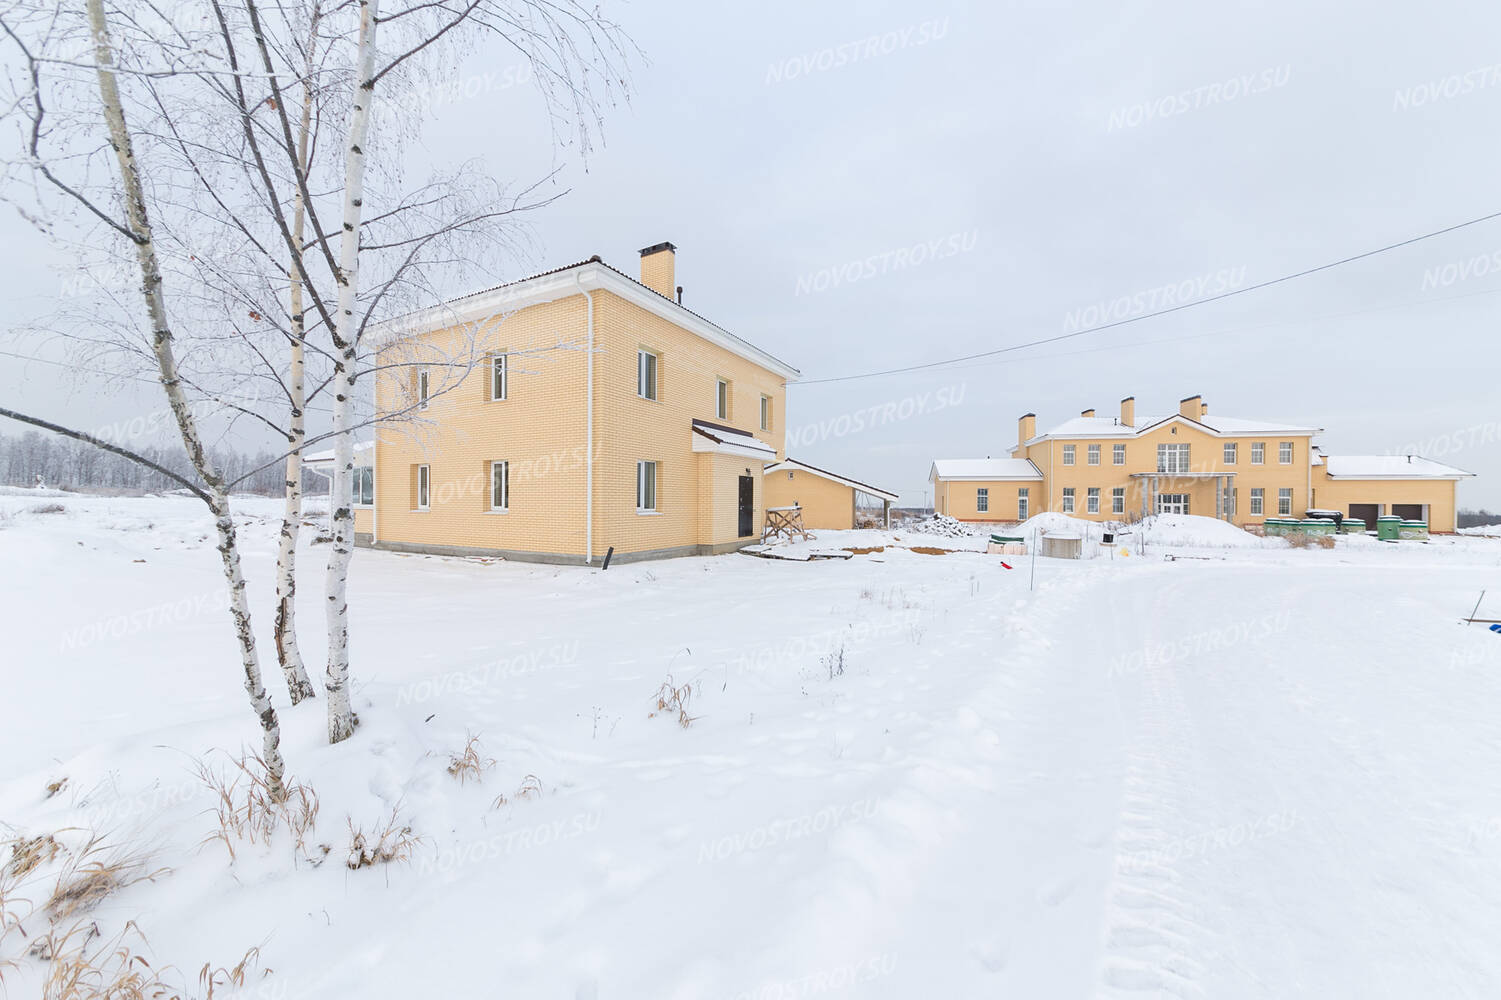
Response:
[[716, 378, 729, 420], [1223, 442, 1237, 464], [1157, 443, 1190, 474], [1112, 486, 1125, 514], [1017, 488, 1029, 521], [490, 460, 509, 511], [636, 460, 658, 511], [1062, 444, 1076, 466], [1087, 487, 1100, 513], [637, 349, 658, 401], [976, 487, 989, 512], [1062, 487, 1075, 513], [1250, 487, 1264, 515], [1113, 443, 1126, 465], [1251, 441, 1265, 465], [1279, 441, 1294, 465], [417, 368, 430, 410], [1278, 487, 1293, 515], [415, 464, 430, 510], [353, 466, 374, 506], [760, 394, 772, 431], [490, 353, 508, 401], [1087, 444, 1100, 466]]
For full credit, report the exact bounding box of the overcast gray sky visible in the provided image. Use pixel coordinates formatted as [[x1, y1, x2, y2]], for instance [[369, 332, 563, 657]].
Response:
[[4, 0, 1499, 507]]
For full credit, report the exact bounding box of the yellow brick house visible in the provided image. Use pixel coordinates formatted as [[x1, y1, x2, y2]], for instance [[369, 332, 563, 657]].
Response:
[[358, 243, 799, 564], [932, 394, 1473, 532]]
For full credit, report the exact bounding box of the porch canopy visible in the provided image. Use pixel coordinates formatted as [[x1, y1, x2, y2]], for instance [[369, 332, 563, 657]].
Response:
[[1129, 471, 1238, 520]]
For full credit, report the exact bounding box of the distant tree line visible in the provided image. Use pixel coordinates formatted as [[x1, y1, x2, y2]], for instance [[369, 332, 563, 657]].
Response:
[[1458, 509, 1501, 528], [0, 431, 324, 495]]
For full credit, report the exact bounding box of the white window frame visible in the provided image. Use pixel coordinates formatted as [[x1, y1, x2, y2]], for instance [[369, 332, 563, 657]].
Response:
[[1017, 488, 1029, 521], [417, 368, 430, 410], [1087, 444, 1100, 466], [1279, 441, 1294, 465], [1251, 441, 1265, 465], [1062, 487, 1075, 513], [490, 353, 508, 401], [976, 487, 989, 513], [1250, 488, 1264, 515], [716, 378, 729, 420], [1278, 487, 1293, 516], [490, 460, 509, 512], [637, 349, 658, 401], [1223, 442, 1237, 465], [1112, 486, 1125, 515], [1087, 487, 1100, 514], [1113, 443, 1126, 466], [353, 466, 374, 507], [1157, 443, 1190, 474], [636, 460, 658, 512], [1062, 444, 1075, 466], [759, 394, 772, 431], [416, 464, 430, 510]]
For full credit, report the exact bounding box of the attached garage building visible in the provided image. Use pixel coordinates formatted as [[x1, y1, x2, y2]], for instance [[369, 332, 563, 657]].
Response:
[[763, 459, 899, 529], [930, 458, 1045, 523], [1313, 455, 1475, 533]]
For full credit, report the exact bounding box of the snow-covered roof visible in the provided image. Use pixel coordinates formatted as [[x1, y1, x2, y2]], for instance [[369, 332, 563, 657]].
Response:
[[303, 441, 375, 468], [1028, 412, 1322, 444], [764, 458, 899, 502], [930, 458, 1044, 481], [691, 419, 777, 460], [1322, 455, 1475, 480]]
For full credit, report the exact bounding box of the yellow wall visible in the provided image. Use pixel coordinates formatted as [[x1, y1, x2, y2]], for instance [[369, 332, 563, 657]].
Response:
[[1018, 421, 1314, 525], [1313, 471, 1460, 532], [764, 468, 855, 530], [369, 287, 786, 562], [933, 477, 1038, 522]]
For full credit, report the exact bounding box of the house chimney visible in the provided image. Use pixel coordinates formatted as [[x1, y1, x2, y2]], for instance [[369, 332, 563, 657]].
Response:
[[1200, 401, 1209, 416], [1081, 408, 1095, 418], [1018, 412, 1036, 448], [1120, 396, 1135, 427], [1179, 394, 1202, 419], [638, 242, 676, 299]]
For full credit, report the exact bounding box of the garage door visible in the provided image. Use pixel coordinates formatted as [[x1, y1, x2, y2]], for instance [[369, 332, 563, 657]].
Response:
[[1348, 503, 1379, 529], [1392, 503, 1426, 521]]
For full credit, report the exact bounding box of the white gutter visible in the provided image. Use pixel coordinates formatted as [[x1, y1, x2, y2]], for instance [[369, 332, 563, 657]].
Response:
[[371, 433, 378, 544], [577, 273, 594, 565]]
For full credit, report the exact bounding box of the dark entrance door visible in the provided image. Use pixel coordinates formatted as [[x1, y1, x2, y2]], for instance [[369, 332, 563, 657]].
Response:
[[738, 476, 754, 537]]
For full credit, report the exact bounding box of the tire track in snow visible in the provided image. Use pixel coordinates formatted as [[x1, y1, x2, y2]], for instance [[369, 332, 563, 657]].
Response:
[[1098, 578, 1218, 998]]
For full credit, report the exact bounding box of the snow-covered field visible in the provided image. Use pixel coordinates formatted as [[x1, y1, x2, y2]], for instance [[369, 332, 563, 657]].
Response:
[[4, 492, 1501, 997]]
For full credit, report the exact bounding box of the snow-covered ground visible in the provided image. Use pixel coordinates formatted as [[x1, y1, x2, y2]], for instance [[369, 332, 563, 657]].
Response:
[[4, 493, 1501, 997]]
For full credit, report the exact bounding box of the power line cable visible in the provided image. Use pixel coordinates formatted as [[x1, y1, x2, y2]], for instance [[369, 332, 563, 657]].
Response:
[[791, 209, 1501, 385]]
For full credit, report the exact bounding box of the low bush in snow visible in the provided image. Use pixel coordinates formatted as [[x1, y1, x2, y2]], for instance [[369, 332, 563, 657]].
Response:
[[446, 734, 496, 785]]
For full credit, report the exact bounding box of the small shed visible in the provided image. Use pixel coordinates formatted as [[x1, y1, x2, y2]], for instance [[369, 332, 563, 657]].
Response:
[[1040, 533, 1083, 559], [763, 458, 899, 530]]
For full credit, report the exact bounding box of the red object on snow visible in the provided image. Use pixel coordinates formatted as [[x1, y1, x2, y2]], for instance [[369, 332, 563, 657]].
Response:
[[999, 561, 1012, 569]]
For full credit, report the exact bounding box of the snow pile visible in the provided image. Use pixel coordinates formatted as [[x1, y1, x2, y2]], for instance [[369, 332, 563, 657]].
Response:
[[0, 484, 71, 498], [909, 513, 977, 538], [1014, 511, 1115, 544], [1139, 514, 1276, 549], [1459, 523, 1501, 538]]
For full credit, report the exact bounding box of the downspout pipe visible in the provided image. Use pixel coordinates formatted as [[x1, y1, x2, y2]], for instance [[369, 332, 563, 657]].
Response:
[[577, 271, 595, 565]]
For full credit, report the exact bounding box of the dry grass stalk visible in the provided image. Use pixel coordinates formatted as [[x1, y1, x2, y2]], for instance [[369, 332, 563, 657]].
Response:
[[197, 945, 263, 999], [445, 734, 496, 785], [6, 832, 62, 878], [491, 774, 544, 809], [650, 675, 697, 728], [193, 751, 318, 860], [45, 836, 168, 922], [38, 919, 177, 999], [44, 777, 69, 800], [346, 809, 419, 871], [1284, 531, 1336, 550]]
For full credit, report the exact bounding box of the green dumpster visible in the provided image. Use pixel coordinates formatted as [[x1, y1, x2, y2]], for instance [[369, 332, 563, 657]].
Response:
[[1301, 518, 1337, 536], [1376, 515, 1402, 541], [1399, 520, 1429, 541], [1339, 518, 1365, 534]]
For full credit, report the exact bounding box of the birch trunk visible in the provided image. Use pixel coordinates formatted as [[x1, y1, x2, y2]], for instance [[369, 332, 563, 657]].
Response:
[[324, 0, 379, 744], [85, 0, 288, 797], [272, 25, 320, 705]]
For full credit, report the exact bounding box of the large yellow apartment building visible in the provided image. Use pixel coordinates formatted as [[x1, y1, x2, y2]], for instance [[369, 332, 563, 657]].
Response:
[[351, 243, 801, 564], [931, 394, 1474, 532]]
